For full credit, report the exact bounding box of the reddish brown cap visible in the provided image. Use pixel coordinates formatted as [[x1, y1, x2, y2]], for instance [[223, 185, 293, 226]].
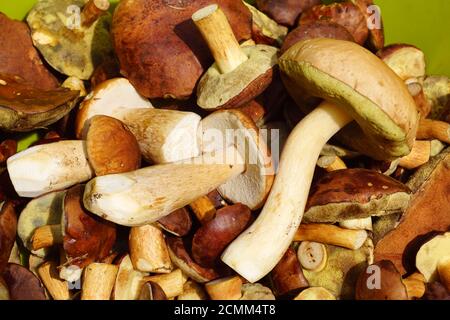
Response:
[[0, 202, 16, 273], [3, 263, 47, 300], [256, 0, 321, 27]]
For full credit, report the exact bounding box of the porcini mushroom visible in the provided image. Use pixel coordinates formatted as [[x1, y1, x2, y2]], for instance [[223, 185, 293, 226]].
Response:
[[193, 4, 278, 110], [113, 255, 148, 300], [143, 269, 187, 299], [81, 263, 118, 300], [377, 44, 426, 81], [222, 38, 418, 282], [83, 109, 273, 225], [255, 0, 321, 27], [0, 74, 79, 132], [3, 263, 47, 300], [240, 283, 276, 300], [157, 207, 192, 237], [112, 0, 252, 99], [416, 232, 450, 282], [0, 201, 16, 273], [303, 169, 411, 223], [27, 0, 113, 79]]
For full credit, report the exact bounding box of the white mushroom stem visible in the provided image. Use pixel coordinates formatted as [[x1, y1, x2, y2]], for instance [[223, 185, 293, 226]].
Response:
[[81, 0, 110, 27], [192, 4, 248, 74], [221, 101, 353, 282], [83, 145, 245, 226]]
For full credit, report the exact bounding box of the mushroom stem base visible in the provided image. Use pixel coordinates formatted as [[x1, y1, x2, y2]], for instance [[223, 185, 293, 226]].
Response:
[[221, 101, 353, 282]]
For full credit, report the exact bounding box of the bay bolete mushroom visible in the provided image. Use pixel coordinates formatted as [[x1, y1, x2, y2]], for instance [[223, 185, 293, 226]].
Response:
[[0, 74, 79, 132], [193, 5, 278, 110], [112, 0, 252, 99], [221, 38, 418, 282], [3, 263, 47, 300], [351, 0, 385, 51], [255, 0, 321, 27], [303, 169, 411, 223], [27, 0, 113, 80], [0, 13, 58, 90], [83, 109, 273, 225]]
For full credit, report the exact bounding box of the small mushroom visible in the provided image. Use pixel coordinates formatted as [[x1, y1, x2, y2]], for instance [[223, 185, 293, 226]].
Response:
[[76, 78, 201, 164], [112, 0, 252, 99], [81, 263, 118, 300], [3, 263, 47, 300], [138, 281, 167, 301], [113, 254, 148, 300], [294, 287, 336, 300], [303, 169, 412, 223], [415, 232, 450, 283], [157, 207, 192, 237], [0, 201, 16, 273], [84, 109, 273, 225], [355, 260, 408, 300], [193, 4, 278, 110], [270, 247, 309, 297], [297, 241, 327, 272], [375, 148, 450, 274], [166, 236, 220, 284], [0, 74, 79, 132], [299, 2, 369, 45], [377, 44, 426, 81], [222, 38, 418, 282], [143, 269, 187, 299], [17, 191, 65, 257], [7, 141, 93, 197], [255, 0, 321, 27], [189, 196, 218, 224], [85, 115, 141, 176], [27, 0, 113, 79], [192, 204, 252, 267], [0, 13, 58, 90]]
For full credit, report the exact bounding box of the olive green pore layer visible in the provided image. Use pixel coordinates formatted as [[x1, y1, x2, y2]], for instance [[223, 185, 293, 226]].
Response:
[[279, 59, 413, 159]]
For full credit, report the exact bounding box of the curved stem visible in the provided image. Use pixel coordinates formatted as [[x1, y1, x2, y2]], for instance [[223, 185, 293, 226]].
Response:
[[221, 101, 353, 282]]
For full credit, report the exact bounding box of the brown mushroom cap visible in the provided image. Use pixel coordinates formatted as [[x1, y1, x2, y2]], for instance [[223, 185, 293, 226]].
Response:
[[112, 0, 252, 99], [377, 44, 426, 81], [351, 0, 385, 51], [63, 185, 116, 269], [299, 2, 369, 45], [157, 207, 192, 237], [0, 13, 58, 90], [256, 0, 321, 27], [304, 169, 411, 223], [166, 236, 220, 283], [356, 260, 408, 300], [3, 263, 47, 300], [85, 115, 141, 176], [280, 21, 355, 55], [0, 202, 16, 273], [0, 74, 79, 132], [192, 204, 252, 267]]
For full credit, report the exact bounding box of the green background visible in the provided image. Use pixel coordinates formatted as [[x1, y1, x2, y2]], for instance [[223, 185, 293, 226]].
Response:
[[0, 0, 449, 77]]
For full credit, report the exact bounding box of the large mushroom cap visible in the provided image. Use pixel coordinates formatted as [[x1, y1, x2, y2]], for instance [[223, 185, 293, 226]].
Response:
[[304, 169, 411, 223], [280, 38, 419, 160], [201, 109, 274, 209], [27, 0, 113, 80], [112, 0, 252, 99], [0, 74, 79, 132]]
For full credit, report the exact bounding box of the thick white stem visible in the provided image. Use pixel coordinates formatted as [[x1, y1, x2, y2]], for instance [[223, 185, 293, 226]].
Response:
[[221, 101, 353, 282]]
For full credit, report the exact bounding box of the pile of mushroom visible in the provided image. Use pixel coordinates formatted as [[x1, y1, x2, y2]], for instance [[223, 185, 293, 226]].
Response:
[[0, 0, 449, 300]]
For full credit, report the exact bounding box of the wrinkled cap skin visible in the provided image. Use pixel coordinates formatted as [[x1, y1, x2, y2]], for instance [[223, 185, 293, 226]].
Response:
[[304, 169, 411, 223], [112, 0, 252, 99], [63, 185, 116, 269], [0, 74, 79, 132], [280, 38, 419, 160], [0, 13, 58, 90]]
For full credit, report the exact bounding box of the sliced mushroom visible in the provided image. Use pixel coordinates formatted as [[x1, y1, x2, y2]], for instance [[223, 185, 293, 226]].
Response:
[[177, 280, 208, 300], [0, 74, 79, 132], [37, 261, 70, 300], [271, 247, 309, 297], [240, 283, 275, 300], [297, 241, 327, 272], [166, 236, 220, 284], [193, 5, 278, 110], [113, 255, 148, 300], [355, 260, 408, 300], [192, 204, 252, 267], [377, 44, 426, 81], [3, 263, 47, 300], [299, 2, 369, 45], [256, 0, 321, 27], [17, 191, 65, 257], [222, 38, 418, 282], [205, 276, 242, 300], [138, 281, 167, 301], [375, 148, 450, 274], [303, 169, 411, 223], [81, 263, 118, 300], [85, 115, 141, 176], [416, 232, 450, 282], [294, 287, 336, 300], [143, 269, 186, 299], [27, 0, 113, 79], [0, 202, 16, 273], [112, 0, 251, 99], [84, 109, 273, 225], [7, 141, 93, 197], [0, 13, 58, 90]]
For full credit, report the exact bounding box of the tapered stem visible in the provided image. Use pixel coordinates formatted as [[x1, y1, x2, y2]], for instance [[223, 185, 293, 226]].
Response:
[[221, 101, 353, 282], [192, 4, 248, 74]]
